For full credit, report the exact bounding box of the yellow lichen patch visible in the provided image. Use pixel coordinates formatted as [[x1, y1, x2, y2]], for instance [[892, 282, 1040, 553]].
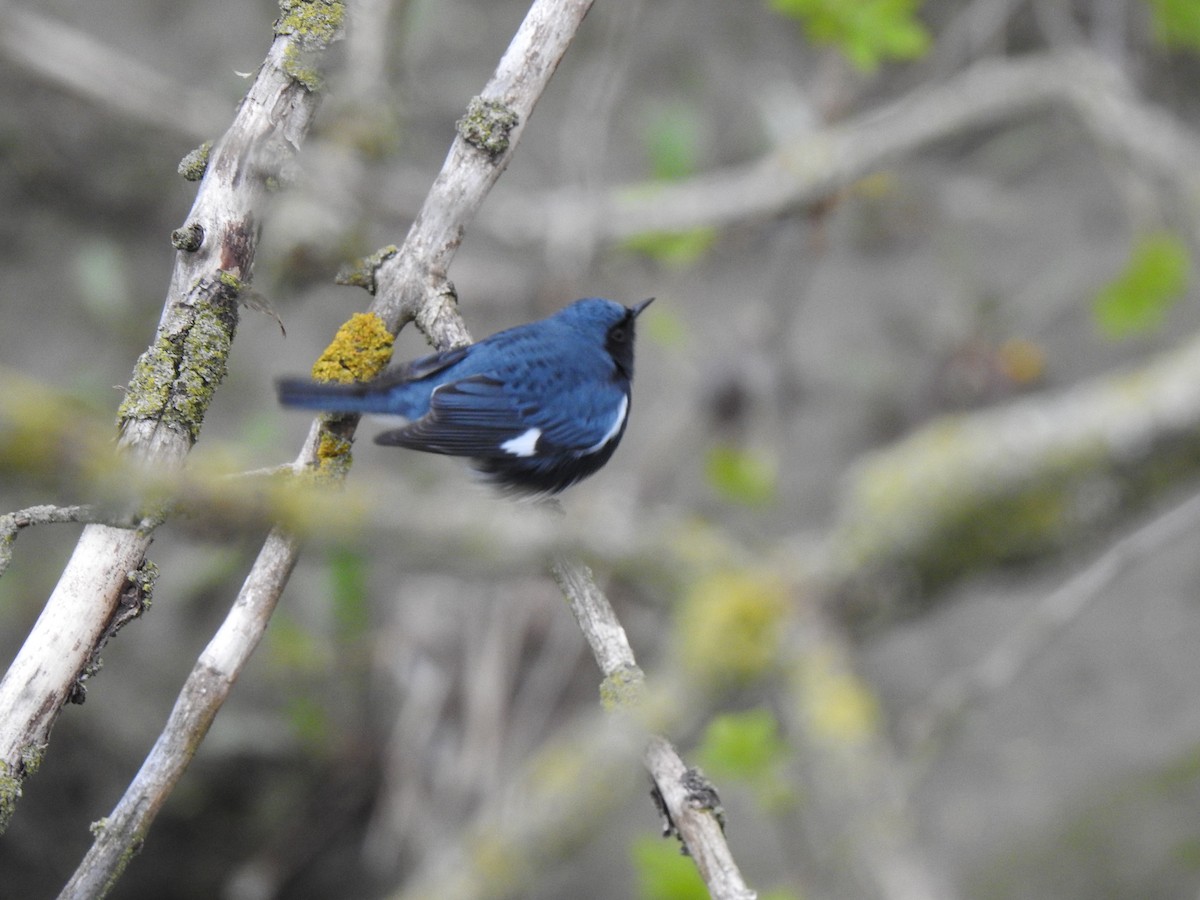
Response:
[[793, 648, 880, 746], [314, 430, 353, 480], [598, 665, 646, 712], [310, 312, 394, 384], [276, 0, 345, 90], [464, 834, 523, 897], [676, 569, 789, 687]]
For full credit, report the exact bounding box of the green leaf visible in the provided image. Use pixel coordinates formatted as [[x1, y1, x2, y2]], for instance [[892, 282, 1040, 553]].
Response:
[[328, 545, 371, 640], [696, 709, 787, 781], [1146, 0, 1200, 52], [643, 104, 702, 182], [642, 305, 688, 348], [622, 228, 717, 266], [284, 694, 332, 750], [1093, 231, 1191, 339], [631, 835, 708, 900], [267, 613, 328, 674], [705, 445, 777, 506], [768, 0, 930, 70]]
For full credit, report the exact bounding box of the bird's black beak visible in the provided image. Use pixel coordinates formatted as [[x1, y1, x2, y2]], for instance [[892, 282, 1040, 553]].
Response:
[[630, 297, 655, 318]]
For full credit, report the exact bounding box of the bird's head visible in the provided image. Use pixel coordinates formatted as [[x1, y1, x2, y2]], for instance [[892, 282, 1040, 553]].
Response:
[[560, 297, 654, 379]]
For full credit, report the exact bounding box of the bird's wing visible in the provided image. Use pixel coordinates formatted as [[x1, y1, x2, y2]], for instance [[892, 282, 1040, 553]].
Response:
[[521, 374, 629, 454], [375, 364, 628, 459], [376, 375, 524, 456]]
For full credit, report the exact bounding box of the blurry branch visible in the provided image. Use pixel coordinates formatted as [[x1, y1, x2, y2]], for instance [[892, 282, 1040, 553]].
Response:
[[0, 506, 110, 578], [0, 373, 670, 568], [825, 332, 1200, 626], [549, 554, 757, 897], [480, 50, 1200, 245], [0, 0, 337, 841], [902, 486, 1200, 762], [645, 735, 757, 900], [0, 4, 229, 139], [780, 610, 952, 900], [392, 696, 651, 900]]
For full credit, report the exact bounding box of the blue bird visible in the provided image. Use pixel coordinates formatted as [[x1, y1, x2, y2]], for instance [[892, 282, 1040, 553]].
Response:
[[278, 297, 654, 495]]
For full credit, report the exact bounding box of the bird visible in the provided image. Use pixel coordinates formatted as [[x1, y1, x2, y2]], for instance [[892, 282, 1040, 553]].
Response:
[[277, 297, 654, 496]]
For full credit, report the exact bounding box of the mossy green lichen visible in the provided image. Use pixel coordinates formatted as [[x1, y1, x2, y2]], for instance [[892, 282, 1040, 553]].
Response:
[[310, 312, 394, 384], [118, 297, 237, 443], [177, 141, 212, 181], [457, 96, 520, 159], [335, 245, 399, 295], [217, 270, 244, 293], [0, 743, 45, 833], [276, 0, 345, 90], [314, 430, 353, 479], [170, 222, 204, 252], [598, 664, 646, 712]]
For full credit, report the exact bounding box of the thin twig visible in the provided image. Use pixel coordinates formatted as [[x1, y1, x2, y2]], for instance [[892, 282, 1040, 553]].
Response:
[[0, 505, 105, 579], [58, 527, 300, 898], [645, 736, 757, 900], [903, 487, 1200, 758]]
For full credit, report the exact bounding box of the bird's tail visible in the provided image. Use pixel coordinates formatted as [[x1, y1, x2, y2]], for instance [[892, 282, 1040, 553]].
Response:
[[277, 377, 408, 415]]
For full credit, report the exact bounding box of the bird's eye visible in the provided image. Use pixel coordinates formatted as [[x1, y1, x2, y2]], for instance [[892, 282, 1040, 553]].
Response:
[[610, 326, 627, 343]]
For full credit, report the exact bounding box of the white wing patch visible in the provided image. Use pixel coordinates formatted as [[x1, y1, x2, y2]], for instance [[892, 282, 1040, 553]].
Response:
[[501, 427, 543, 458], [584, 395, 628, 454]]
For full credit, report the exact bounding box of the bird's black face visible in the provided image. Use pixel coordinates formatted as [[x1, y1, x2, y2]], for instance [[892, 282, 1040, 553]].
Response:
[[606, 298, 653, 379]]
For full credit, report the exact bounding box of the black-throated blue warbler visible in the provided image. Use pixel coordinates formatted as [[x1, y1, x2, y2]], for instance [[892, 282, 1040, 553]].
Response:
[[277, 297, 653, 495]]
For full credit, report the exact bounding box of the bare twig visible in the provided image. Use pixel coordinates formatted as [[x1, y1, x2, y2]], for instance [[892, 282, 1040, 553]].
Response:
[[548, 555, 757, 896], [903, 487, 1200, 757], [0, 505, 108, 578], [59, 527, 300, 898], [479, 50, 1200, 246], [550, 554, 643, 693], [645, 736, 757, 900]]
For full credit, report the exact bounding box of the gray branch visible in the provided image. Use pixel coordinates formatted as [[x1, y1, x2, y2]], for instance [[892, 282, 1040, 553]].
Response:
[[0, 0, 333, 822], [481, 50, 1200, 246], [0, 0, 337, 862]]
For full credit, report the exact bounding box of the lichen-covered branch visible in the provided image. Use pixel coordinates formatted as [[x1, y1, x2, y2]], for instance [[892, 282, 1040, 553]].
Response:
[[827, 332, 1200, 625], [0, 0, 341, 840]]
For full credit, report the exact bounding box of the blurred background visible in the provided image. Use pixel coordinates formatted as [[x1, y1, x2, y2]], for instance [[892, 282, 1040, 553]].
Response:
[[3, 0, 1200, 897]]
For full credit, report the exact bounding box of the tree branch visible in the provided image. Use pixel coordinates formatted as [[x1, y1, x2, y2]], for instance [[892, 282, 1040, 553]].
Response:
[[902, 486, 1200, 759], [479, 50, 1200, 246], [0, 0, 339, 842], [828, 332, 1200, 624]]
